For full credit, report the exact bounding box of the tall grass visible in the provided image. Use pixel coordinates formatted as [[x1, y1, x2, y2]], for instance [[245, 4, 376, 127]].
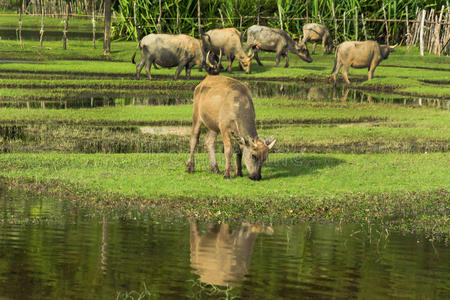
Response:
[[111, 0, 447, 43]]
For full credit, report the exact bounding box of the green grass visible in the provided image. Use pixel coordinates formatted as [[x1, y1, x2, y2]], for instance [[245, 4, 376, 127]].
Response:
[[0, 39, 448, 97], [0, 152, 448, 237]]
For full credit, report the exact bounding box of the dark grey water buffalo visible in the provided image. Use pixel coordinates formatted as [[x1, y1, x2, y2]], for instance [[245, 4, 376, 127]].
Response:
[[186, 75, 276, 180], [131, 33, 206, 80], [244, 25, 312, 67], [201, 28, 253, 74], [331, 41, 397, 84], [302, 23, 333, 54]]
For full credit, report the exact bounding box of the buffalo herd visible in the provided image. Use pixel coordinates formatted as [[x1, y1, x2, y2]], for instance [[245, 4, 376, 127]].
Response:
[[130, 23, 397, 180]]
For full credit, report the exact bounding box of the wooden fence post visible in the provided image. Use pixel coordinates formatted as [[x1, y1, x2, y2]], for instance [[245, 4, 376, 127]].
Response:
[[382, 3, 389, 45], [39, 0, 44, 49], [419, 9, 425, 56], [157, 0, 162, 34], [62, 2, 69, 50], [406, 6, 410, 53], [343, 11, 346, 41], [277, 1, 283, 30], [92, 2, 96, 49], [354, 6, 358, 40], [361, 13, 367, 40], [197, 0, 202, 35], [176, 0, 180, 33], [134, 1, 140, 40], [18, 7, 23, 49], [332, 2, 337, 44], [257, 0, 260, 25], [103, 0, 111, 55]]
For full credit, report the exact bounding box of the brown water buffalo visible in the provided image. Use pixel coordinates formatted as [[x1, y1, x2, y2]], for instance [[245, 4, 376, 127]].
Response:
[[186, 75, 276, 180], [131, 33, 205, 80], [302, 23, 333, 54], [243, 25, 312, 68], [331, 41, 397, 84], [190, 221, 273, 286], [201, 28, 253, 74]]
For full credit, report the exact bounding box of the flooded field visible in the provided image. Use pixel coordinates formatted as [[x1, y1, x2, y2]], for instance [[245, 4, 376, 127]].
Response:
[[0, 187, 448, 300]]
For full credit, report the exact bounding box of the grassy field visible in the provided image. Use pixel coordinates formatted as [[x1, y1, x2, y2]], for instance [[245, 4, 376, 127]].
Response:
[[0, 32, 449, 238], [0, 39, 449, 97]]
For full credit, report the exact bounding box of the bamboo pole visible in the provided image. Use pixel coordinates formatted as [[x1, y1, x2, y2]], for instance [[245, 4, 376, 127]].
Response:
[[332, 2, 337, 44], [39, 0, 44, 50], [433, 6, 444, 55], [62, 2, 69, 50], [361, 13, 367, 40], [406, 6, 410, 53], [355, 7, 358, 40], [420, 9, 425, 56], [382, 3, 389, 45]]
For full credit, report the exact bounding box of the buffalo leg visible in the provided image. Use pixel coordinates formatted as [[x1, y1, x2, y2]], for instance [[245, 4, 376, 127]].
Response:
[[284, 53, 289, 68], [322, 36, 328, 54], [227, 56, 233, 73], [235, 146, 243, 177], [342, 65, 351, 84], [174, 63, 185, 80], [186, 114, 202, 173], [312, 43, 316, 55], [221, 130, 233, 178], [253, 48, 263, 66], [185, 64, 192, 80], [205, 130, 220, 174], [332, 61, 342, 84], [368, 60, 378, 80], [145, 59, 153, 80], [136, 58, 146, 80], [275, 52, 282, 67]]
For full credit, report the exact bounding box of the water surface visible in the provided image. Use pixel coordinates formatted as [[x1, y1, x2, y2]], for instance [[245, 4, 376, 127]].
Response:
[[0, 188, 448, 299]]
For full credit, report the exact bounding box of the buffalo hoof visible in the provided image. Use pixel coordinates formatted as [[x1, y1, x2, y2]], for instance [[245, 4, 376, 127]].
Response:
[[235, 169, 243, 177], [223, 169, 232, 179], [186, 162, 195, 173], [210, 165, 220, 174]]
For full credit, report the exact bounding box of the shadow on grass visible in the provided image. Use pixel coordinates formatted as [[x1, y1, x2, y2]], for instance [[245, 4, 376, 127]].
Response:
[[264, 155, 345, 180]]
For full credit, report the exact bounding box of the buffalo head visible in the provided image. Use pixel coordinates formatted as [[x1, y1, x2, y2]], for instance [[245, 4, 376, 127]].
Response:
[[205, 49, 222, 75], [235, 134, 276, 181], [295, 41, 313, 63], [239, 53, 254, 74]]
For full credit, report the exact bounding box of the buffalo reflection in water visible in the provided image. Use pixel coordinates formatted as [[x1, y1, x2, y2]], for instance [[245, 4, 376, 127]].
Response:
[[190, 222, 273, 286]]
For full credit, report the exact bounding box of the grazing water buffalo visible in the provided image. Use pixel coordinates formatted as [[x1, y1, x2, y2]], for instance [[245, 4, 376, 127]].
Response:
[[331, 41, 397, 84], [186, 75, 276, 180], [201, 28, 253, 74], [302, 23, 333, 54], [244, 25, 312, 67], [131, 33, 205, 80]]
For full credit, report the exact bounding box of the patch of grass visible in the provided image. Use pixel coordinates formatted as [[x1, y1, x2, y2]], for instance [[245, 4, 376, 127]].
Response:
[[0, 153, 448, 238]]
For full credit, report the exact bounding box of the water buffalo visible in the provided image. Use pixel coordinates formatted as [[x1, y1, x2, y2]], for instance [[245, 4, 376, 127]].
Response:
[[186, 75, 276, 180], [131, 33, 205, 80], [302, 23, 333, 54], [190, 221, 273, 286], [331, 41, 397, 84], [201, 28, 253, 74], [244, 25, 312, 67]]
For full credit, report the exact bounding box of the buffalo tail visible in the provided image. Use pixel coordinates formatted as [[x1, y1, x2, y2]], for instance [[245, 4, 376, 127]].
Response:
[[131, 40, 141, 64]]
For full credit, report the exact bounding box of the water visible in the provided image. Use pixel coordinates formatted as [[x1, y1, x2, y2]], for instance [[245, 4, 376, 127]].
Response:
[[0, 188, 448, 300]]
